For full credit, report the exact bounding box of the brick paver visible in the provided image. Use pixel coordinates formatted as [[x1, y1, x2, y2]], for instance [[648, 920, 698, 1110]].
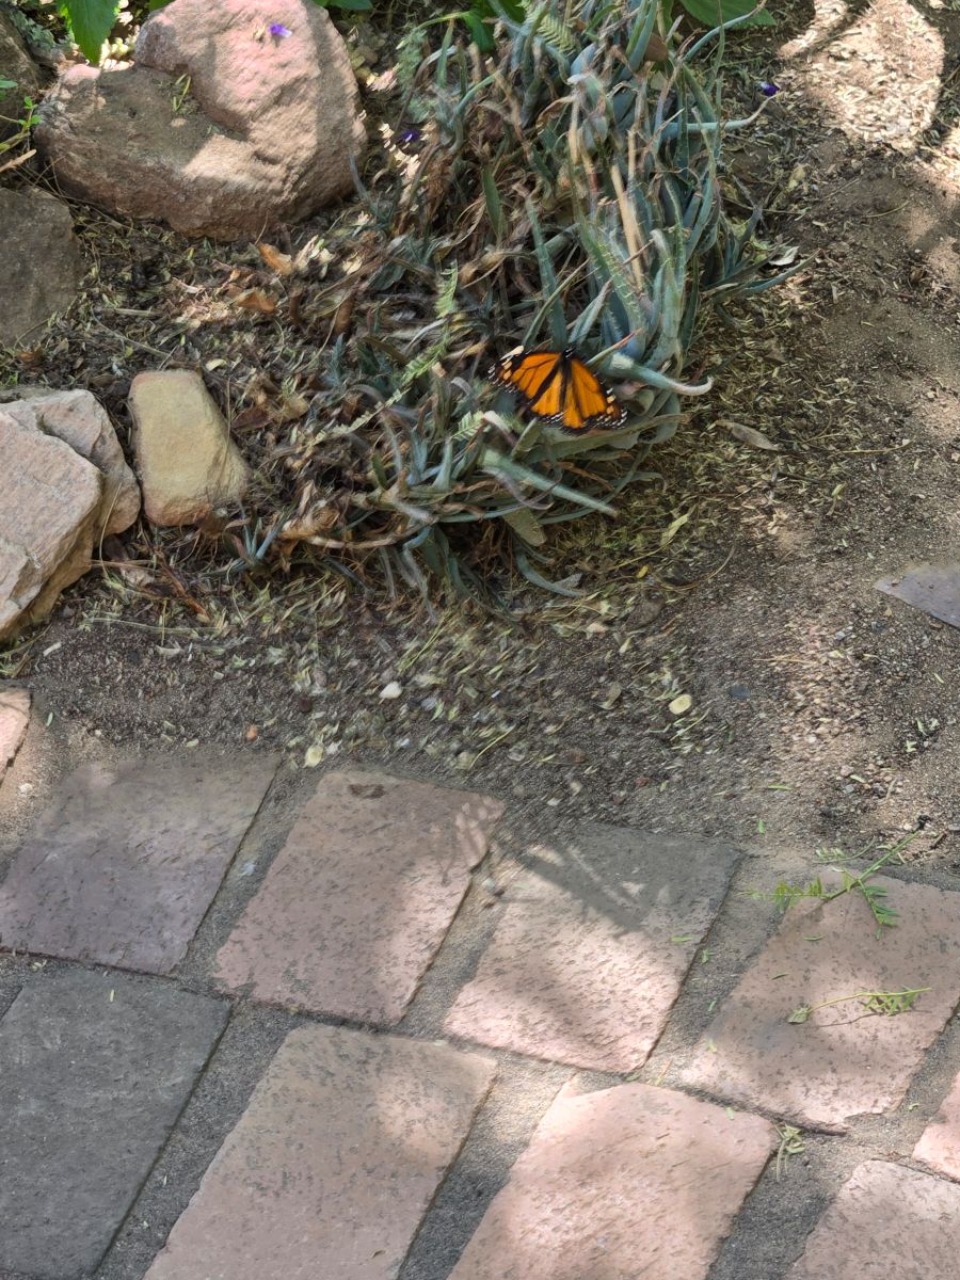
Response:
[[449, 1080, 775, 1280], [11, 749, 960, 1280], [144, 1024, 496, 1280], [0, 683, 29, 782], [0, 754, 277, 972], [0, 968, 228, 1280], [445, 828, 740, 1071], [214, 769, 503, 1022], [914, 1070, 960, 1178], [786, 1161, 960, 1278], [681, 876, 960, 1130]]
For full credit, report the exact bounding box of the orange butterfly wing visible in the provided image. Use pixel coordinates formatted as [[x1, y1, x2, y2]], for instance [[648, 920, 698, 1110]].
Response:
[[493, 349, 626, 433]]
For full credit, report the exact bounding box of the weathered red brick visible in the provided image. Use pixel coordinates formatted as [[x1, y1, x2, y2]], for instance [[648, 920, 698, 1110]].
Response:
[[445, 829, 740, 1071], [450, 1080, 775, 1280], [914, 1070, 960, 1178], [681, 876, 960, 1130], [787, 1161, 960, 1278], [0, 968, 227, 1279], [215, 770, 503, 1022], [0, 755, 277, 972], [144, 1025, 496, 1280]]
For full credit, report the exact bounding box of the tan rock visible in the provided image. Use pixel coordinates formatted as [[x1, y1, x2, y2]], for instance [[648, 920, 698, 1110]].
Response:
[[0, 389, 139, 535], [0, 411, 102, 639], [129, 370, 249, 525]]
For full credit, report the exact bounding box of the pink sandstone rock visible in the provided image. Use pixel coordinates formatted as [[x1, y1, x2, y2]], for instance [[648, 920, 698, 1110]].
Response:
[[1, 388, 139, 534], [0, 686, 29, 783], [0, 411, 101, 639], [34, 0, 365, 239]]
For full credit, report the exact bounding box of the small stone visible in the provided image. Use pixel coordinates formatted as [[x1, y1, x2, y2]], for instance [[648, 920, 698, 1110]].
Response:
[[379, 681, 402, 700], [600, 682, 622, 709], [129, 370, 249, 526], [669, 693, 693, 716]]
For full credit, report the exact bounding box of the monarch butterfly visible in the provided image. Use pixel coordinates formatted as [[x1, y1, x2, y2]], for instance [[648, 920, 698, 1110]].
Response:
[[492, 348, 627, 433]]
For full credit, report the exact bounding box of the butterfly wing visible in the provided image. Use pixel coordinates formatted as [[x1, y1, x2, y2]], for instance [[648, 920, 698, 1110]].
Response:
[[493, 350, 563, 409], [563, 356, 628, 432], [493, 349, 625, 433]]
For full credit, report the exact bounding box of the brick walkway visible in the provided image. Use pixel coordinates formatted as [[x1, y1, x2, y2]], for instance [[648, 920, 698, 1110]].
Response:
[[3, 693, 960, 1279]]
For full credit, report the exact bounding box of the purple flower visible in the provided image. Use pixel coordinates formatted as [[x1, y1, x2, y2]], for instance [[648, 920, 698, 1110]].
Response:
[[395, 126, 423, 147], [759, 80, 779, 97], [269, 23, 292, 38]]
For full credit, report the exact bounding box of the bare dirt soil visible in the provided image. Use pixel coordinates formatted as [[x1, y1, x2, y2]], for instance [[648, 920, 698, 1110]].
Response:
[[3, 0, 960, 896]]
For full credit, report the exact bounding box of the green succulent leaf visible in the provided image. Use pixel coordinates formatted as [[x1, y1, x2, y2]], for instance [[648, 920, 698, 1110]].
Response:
[[679, 0, 774, 27], [59, 0, 119, 62]]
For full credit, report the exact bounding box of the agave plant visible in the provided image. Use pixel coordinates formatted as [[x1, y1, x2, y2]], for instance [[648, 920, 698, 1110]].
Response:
[[266, 0, 789, 598]]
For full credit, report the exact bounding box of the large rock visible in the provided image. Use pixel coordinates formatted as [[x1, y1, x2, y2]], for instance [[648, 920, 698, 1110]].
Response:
[[0, 388, 140, 534], [33, 0, 365, 240], [129, 369, 249, 525], [0, 9, 43, 142], [0, 390, 141, 638], [0, 412, 102, 639], [0, 189, 82, 348]]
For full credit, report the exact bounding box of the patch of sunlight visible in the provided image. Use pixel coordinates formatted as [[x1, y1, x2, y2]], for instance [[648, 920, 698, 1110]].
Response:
[[780, 0, 944, 154]]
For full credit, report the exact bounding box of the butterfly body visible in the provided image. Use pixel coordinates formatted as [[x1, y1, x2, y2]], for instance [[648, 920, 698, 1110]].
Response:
[[492, 348, 627, 433]]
